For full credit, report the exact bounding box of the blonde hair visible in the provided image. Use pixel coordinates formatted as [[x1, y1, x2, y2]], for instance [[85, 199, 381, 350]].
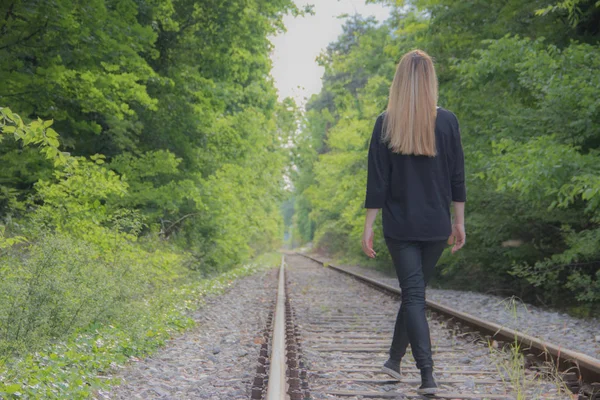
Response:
[[383, 49, 438, 156]]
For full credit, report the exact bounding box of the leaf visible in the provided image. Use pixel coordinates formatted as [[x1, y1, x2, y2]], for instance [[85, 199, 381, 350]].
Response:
[[45, 127, 59, 138], [3, 384, 22, 394], [47, 137, 60, 148], [3, 108, 15, 121], [582, 188, 595, 200], [44, 146, 58, 160]]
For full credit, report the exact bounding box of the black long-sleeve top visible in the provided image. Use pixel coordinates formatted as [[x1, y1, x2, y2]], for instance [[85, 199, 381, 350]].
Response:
[[364, 107, 466, 241]]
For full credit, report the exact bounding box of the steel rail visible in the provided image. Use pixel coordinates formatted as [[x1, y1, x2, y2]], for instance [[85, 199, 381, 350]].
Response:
[[266, 255, 288, 400], [297, 252, 600, 387]]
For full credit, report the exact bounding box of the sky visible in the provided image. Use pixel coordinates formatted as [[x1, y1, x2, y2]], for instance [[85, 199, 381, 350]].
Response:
[[269, 0, 390, 107]]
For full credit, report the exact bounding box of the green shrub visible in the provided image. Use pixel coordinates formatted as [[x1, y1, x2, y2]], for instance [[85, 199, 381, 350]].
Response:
[[0, 232, 189, 356], [0, 251, 279, 399]]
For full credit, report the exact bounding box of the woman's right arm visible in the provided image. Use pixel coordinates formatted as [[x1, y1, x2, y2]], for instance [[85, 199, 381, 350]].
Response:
[[450, 201, 465, 253], [450, 113, 466, 253]]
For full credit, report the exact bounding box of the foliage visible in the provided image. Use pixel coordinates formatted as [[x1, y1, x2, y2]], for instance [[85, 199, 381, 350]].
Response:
[[0, 0, 297, 266], [536, 0, 600, 27], [0, 234, 187, 355], [0, 0, 297, 395], [0, 1, 158, 155], [0, 107, 68, 166], [0, 252, 280, 399]]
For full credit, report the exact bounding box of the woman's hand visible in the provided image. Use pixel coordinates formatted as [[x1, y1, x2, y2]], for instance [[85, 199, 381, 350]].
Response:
[[362, 209, 380, 258], [362, 226, 376, 258], [448, 223, 466, 253]]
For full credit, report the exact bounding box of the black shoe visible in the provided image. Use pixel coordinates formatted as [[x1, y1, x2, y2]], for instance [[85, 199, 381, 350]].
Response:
[[417, 367, 438, 395], [381, 358, 401, 380]]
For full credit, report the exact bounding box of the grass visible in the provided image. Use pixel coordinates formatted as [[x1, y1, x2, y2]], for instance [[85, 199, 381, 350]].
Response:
[[486, 296, 574, 399], [0, 251, 280, 399]]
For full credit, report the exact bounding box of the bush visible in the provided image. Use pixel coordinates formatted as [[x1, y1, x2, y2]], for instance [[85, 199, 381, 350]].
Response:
[[0, 232, 189, 356], [0, 251, 280, 399]]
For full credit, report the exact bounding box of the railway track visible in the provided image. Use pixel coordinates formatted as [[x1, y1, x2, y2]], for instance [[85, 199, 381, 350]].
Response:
[[250, 253, 600, 399]]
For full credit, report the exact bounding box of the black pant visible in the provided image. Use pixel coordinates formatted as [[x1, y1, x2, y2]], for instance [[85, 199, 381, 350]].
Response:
[[385, 237, 446, 370]]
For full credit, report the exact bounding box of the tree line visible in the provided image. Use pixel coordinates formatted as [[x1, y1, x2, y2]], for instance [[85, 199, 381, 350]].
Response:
[[0, 1, 298, 397]]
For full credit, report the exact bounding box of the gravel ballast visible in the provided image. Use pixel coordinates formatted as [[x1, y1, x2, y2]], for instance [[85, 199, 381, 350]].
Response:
[[96, 267, 278, 399]]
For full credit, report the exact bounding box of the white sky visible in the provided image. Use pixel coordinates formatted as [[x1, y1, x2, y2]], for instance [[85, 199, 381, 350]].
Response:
[[269, 0, 390, 107]]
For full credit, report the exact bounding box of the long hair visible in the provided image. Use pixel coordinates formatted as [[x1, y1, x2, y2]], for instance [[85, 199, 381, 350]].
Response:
[[383, 49, 438, 156]]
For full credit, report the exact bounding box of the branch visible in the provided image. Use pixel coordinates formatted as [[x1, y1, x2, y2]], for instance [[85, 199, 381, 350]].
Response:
[[162, 213, 199, 238], [0, 17, 47, 51], [0, 2, 15, 36]]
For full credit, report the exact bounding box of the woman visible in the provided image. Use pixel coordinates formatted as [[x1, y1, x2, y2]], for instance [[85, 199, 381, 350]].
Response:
[[361, 49, 466, 395]]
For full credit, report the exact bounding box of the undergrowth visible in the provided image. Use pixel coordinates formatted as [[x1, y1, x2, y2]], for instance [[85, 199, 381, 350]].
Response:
[[487, 296, 572, 399], [0, 251, 280, 399]]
